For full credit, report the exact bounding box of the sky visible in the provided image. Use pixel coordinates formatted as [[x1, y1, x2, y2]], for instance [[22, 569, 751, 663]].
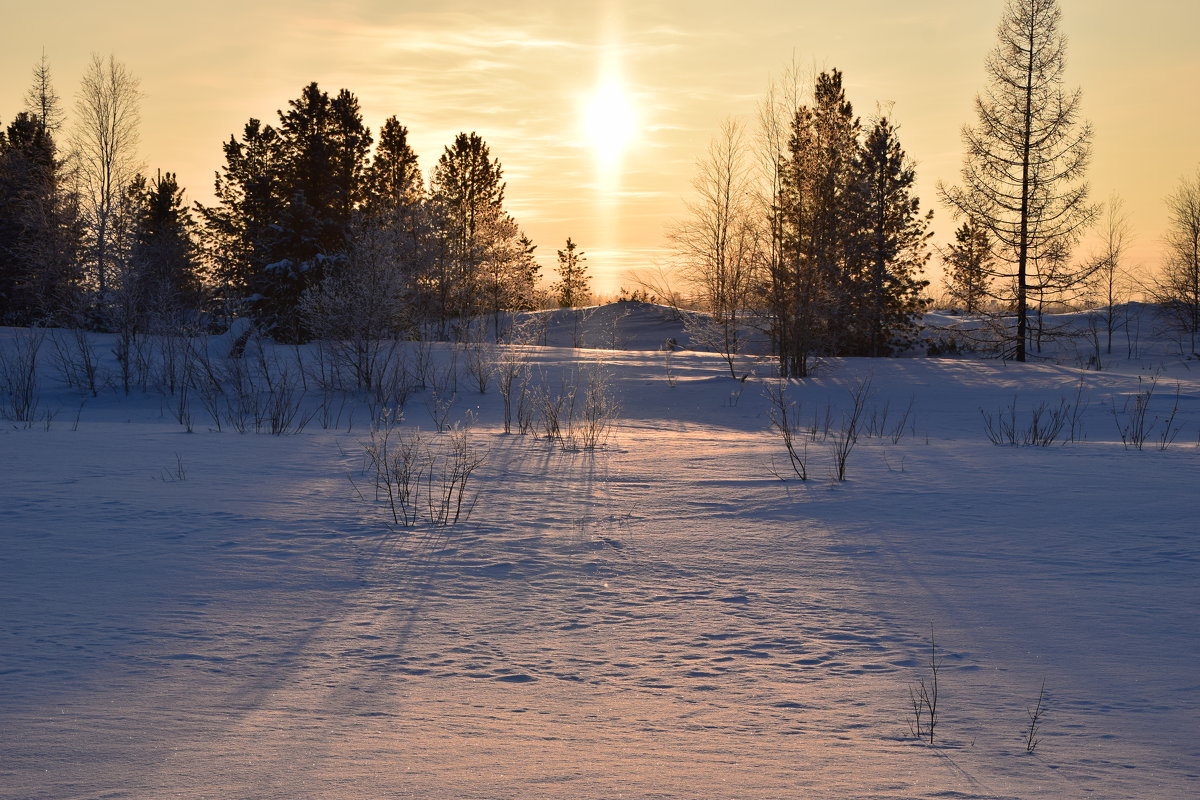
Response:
[[2, 0, 1197, 296]]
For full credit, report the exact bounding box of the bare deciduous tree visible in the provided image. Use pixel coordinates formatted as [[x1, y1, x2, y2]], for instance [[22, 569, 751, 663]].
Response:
[[1086, 195, 1133, 356], [73, 54, 141, 303], [671, 118, 761, 378], [940, 0, 1096, 361], [1155, 170, 1200, 355]]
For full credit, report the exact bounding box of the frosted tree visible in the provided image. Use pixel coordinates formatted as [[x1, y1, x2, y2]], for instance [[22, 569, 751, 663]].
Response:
[[939, 0, 1096, 361], [430, 132, 509, 325]]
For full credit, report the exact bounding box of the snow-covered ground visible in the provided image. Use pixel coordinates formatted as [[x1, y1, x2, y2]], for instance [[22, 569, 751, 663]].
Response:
[[2, 304, 1197, 799]]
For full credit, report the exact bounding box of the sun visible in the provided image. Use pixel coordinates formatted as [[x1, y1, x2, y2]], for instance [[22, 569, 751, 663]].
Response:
[[583, 79, 637, 173]]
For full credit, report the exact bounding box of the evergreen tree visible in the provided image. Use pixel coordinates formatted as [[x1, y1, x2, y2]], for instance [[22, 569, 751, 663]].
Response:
[[123, 171, 202, 324], [364, 117, 422, 213], [0, 112, 79, 323], [199, 83, 373, 339], [430, 132, 509, 324], [198, 119, 284, 311], [943, 218, 993, 313], [769, 71, 932, 370], [773, 69, 861, 375], [553, 238, 590, 307], [846, 117, 931, 356]]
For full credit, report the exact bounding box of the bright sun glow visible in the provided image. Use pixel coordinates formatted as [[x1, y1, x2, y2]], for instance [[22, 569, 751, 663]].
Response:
[[583, 80, 637, 173]]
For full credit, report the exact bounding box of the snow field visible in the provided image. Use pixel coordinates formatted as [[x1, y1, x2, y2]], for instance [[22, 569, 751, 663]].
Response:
[[1, 307, 1198, 798]]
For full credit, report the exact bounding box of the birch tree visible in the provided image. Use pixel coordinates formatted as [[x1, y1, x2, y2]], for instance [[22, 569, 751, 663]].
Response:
[[73, 54, 141, 304]]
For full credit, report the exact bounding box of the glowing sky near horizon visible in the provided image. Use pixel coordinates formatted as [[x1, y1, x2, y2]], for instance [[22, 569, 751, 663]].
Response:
[[2, 0, 1197, 295]]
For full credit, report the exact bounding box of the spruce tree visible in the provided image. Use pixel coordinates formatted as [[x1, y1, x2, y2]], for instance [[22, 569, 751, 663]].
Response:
[[943, 218, 993, 314], [199, 84, 373, 339], [847, 117, 931, 356], [364, 117, 422, 213], [0, 112, 79, 323], [553, 238, 589, 307], [125, 171, 201, 324]]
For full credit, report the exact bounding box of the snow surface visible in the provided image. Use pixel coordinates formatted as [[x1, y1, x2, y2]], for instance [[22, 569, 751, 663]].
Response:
[[1, 303, 1198, 799]]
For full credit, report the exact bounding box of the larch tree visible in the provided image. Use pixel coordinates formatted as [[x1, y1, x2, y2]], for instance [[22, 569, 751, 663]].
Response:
[[25, 51, 66, 136], [939, 0, 1096, 361]]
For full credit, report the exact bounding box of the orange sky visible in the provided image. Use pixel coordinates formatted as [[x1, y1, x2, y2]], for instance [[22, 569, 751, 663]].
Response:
[[3, 0, 1197, 296]]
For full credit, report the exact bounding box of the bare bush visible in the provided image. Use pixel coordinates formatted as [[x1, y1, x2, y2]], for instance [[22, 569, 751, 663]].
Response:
[[573, 365, 619, 450], [1111, 375, 1182, 451], [0, 328, 44, 424], [364, 411, 425, 527], [428, 423, 487, 525], [362, 413, 486, 528], [461, 322, 495, 394], [426, 388, 455, 433], [515, 367, 536, 435], [764, 380, 809, 481], [864, 395, 916, 444], [830, 379, 870, 481], [533, 375, 573, 442], [49, 328, 102, 397], [908, 629, 941, 745], [1023, 679, 1047, 754], [982, 396, 1077, 447]]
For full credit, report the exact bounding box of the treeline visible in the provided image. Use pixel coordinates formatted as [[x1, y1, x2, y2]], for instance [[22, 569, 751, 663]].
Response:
[[0, 56, 540, 342]]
